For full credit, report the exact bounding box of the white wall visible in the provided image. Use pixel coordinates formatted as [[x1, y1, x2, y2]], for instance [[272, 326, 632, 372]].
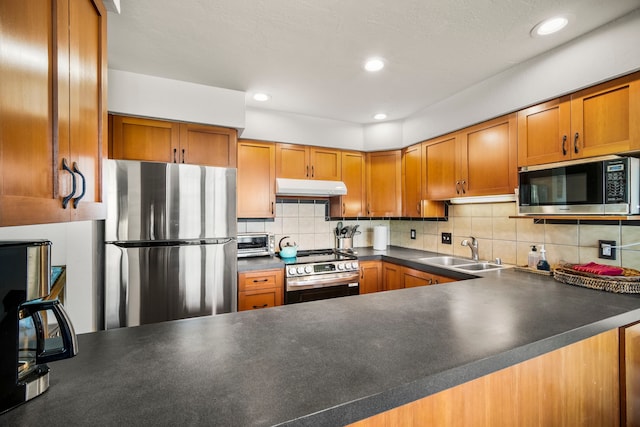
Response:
[[242, 108, 364, 150], [0, 221, 99, 334], [108, 69, 246, 130], [362, 121, 404, 151], [402, 9, 640, 146]]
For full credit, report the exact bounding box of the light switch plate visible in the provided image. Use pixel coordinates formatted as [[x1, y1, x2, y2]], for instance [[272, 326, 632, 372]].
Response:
[[410, 229, 416, 240], [442, 232, 452, 245]]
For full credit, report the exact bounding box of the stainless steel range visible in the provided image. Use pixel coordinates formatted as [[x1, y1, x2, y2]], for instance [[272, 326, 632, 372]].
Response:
[[282, 249, 359, 304]]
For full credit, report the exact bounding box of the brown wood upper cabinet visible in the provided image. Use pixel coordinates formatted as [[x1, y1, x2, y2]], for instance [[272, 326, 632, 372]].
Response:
[[518, 71, 640, 166], [402, 144, 445, 218], [424, 114, 517, 200], [275, 143, 341, 181], [0, 0, 107, 226], [237, 140, 276, 218], [110, 114, 238, 167], [330, 151, 366, 217], [366, 150, 402, 217]]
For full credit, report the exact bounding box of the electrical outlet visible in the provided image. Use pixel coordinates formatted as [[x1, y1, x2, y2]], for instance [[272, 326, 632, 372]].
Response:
[[410, 229, 416, 240], [441, 232, 452, 245], [598, 240, 616, 260]]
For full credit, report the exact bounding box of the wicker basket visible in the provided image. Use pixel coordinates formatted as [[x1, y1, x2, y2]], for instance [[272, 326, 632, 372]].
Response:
[[553, 264, 640, 294]]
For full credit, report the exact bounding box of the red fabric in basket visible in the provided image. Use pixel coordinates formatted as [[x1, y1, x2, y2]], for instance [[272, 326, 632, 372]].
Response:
[[573, 262, 624, 276]]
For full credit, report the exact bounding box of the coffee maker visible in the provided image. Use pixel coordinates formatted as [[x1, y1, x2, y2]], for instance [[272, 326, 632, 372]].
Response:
[[0, 240, 78, 414]]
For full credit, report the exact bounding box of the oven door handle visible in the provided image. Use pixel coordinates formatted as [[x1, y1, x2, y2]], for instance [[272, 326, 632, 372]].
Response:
[[287, 272, 360, 288]]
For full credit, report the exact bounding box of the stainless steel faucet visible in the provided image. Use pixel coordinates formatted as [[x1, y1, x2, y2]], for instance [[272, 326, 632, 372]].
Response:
[[461, 236, 479, 261]]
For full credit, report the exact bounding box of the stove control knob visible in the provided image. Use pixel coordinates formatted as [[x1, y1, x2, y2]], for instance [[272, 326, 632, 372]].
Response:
[[346, 262, 353, 270], [297, 267, 305, 274], [288, 267, 298, 276], [304, 265, 313, 274], [337, 263, 345, 270]]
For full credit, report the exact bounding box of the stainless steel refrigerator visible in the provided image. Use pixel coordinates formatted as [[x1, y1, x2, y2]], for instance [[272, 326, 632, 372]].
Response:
[[104, 160, 237, 329]]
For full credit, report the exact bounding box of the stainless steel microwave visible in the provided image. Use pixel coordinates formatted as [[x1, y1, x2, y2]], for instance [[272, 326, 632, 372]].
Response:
[[518, 155, 639, 215]]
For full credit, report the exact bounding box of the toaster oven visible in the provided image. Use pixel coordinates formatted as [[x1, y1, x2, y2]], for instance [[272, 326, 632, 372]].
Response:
[[237, 233, 275, 258]]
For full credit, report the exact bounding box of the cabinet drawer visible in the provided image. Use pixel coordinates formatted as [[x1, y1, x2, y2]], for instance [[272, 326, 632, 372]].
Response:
[[239, 270, 282, 291], [238, 289, 281, 311]]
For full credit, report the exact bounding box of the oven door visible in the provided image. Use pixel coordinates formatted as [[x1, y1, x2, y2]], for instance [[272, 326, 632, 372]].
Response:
[[285, 271, 359, 304]]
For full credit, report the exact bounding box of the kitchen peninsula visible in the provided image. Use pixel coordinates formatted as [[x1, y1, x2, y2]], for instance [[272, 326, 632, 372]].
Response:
[[3, 247, 640, 426]]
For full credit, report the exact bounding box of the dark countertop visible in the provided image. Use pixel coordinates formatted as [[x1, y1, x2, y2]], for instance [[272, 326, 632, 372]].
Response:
[[5, 246, 640, 426]]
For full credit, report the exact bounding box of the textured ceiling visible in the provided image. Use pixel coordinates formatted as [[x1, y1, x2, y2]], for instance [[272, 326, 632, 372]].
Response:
[[107, 0, 640, 124]]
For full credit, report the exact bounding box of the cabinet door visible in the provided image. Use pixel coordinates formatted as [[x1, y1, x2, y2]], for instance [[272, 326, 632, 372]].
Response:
[[179, 123, 237, 167], [431, 273, 456, 285], [402, 144, 422, 217], [66, 0, 107, 221], [238, 289, 280, 311], [571, 73, 640, 158], [359, 260, 382, 294], [622, 322, 640, 426], [0, 0, 68, 226], [402, 266, 433, 288], [111, 115, 180, 163], [276, 143, 309, 179], [237, 140, 275, 218], [517, 98, 571, 166], [331, 151, 366, 217], [310, 147, 341, 181], [460, 114, 517, 197], [367, 151, 402, 217], [424, 136, 457, 200], [382, 262, 403, 291]]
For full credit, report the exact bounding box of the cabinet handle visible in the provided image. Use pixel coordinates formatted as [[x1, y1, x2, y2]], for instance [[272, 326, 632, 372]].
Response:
[[271, 202, 274, 215], [71, 162, 86, 208], [181, 149, 185, 163], [173, 148, 177, 163], [252, 279, 269, 283], [461, 180, 466, 194], [252, 304, 269, 309], [574, 132, 579, 154], [306, 165, 309, 177], [427, 278, 433, 285], [367, 203, 371, 216], [342, 203, 346, 215], [61, 158, 76, 209], [416, 202, 421, 214], [561, 135, 567, 155], [434, 279, 439, 284], [455, 180, 460, 194], [360, 267, 364, 280], [311, 165, 314, 178]]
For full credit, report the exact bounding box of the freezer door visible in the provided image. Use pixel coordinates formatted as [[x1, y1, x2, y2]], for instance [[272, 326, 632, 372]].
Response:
[[105, 240, 237, 329], [104, 159, 236, 241]]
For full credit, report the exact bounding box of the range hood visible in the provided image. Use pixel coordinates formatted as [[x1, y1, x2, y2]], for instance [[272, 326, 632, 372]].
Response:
[[276, 178, 347, 197]]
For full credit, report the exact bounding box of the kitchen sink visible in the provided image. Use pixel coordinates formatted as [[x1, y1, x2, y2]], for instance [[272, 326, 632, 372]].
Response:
[[416, 256, 474, 266], [416, 256, 505, 273], [455, 262, 503, 271]]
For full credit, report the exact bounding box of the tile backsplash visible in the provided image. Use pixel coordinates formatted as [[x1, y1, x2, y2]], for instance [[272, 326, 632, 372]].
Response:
[[239, 200, 640, 268]]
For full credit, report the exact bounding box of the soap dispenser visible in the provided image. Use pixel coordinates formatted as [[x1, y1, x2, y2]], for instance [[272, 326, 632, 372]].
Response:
[[537, 245, 550, 271]]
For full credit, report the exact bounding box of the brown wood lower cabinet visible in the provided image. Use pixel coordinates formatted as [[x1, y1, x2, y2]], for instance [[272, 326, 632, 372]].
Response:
[[621, 321, 640, 426], [382, 262, 456, 291], [350, 329, 620, 426], [359, 261, 383, 294], [238, 269, 283, 311]]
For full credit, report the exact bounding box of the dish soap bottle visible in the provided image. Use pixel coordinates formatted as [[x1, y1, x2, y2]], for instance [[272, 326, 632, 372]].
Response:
[[528, 245, 539, 269], [537, 245, 550, 271]]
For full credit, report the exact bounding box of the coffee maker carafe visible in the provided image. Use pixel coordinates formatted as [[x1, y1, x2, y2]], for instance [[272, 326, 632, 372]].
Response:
[[0, 240, 78, 414]]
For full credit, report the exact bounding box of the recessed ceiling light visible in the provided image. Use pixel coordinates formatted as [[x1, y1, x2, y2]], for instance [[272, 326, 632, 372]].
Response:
[[253, 93, 271, 102], [373, 113, 387, 120], [364, 58, 385, 72], [531, 15, 569, 37]]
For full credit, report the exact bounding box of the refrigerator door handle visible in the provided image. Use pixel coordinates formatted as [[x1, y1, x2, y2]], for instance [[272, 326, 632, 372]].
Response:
[[109, 238, 235, 248]]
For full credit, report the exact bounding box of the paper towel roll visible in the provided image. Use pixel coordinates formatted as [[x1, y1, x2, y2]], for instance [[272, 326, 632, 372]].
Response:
[[373, 226, 388, 250]]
